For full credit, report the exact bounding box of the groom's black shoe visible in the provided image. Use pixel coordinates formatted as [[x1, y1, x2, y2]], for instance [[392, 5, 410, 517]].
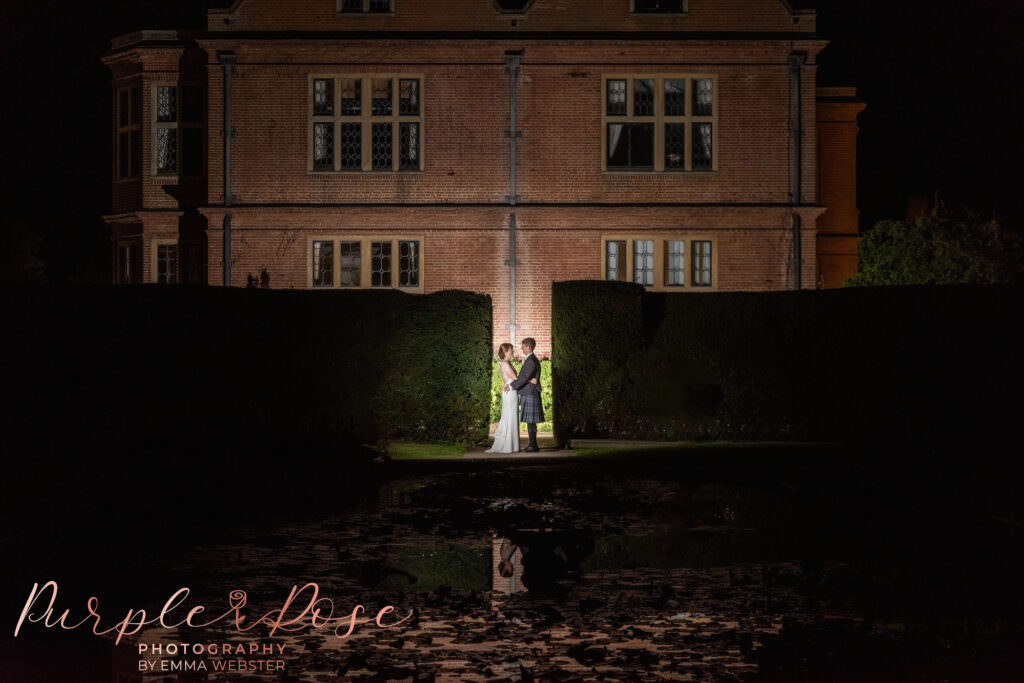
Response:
[[523, 445, 540, 453]]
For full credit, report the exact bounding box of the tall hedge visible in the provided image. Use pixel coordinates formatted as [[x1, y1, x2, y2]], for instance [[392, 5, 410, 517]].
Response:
[[552, 281, 1024, 447], [1, 286, 492, 454]]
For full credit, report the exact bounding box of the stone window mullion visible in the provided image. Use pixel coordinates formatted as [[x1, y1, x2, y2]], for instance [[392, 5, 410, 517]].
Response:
[[361, 77, 372, 171], [654, 78, 665, 172]]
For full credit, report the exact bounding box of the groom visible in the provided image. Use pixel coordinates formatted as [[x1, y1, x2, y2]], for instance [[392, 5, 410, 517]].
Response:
[[506, 337, 544, 452]]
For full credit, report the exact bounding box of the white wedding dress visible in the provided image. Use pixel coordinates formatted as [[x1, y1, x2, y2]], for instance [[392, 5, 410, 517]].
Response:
[[486, 361, 520, 453]]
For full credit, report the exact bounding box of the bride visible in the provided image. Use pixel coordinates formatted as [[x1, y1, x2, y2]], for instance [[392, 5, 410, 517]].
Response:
[[487, 343, 536, 454]]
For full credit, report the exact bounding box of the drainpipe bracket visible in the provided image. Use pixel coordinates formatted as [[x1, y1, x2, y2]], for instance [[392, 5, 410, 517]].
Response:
[[504, 194, 521, 203], [504, 130, 523, 138], [504, 258, 521, 267]]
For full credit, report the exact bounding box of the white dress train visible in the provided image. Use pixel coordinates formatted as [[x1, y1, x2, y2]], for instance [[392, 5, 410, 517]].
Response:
[[486, 362, 520, 453]]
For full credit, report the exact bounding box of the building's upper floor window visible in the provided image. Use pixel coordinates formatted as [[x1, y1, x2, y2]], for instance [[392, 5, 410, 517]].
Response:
[[632, 0, 686, 13], [310, 75, 423, 173], [338, 0, 393, 13], [116, 85, 140, 180], [153, 83, 205, 178], [494, 0, 533, 11], [603, 75, 716, 173]]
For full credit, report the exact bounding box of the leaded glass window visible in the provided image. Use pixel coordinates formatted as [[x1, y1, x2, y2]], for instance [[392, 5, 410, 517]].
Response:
[[156, 128, 177, 174], [606, 79, 626, 116], [340, 123, 361, 170], [312, 75, 422, 172], [313, 79, 334, 116], [665, 79, 686, 115], [154, 86, 178, 175], [153, 83, 203, 177], [633, 79, 654, 116], [634, 240, 654, 286], [157, 86, 177, 122], [340, 241, 361, 286], [693, 79, 713, 116], [372, 123, 393, 170], [665, 240, 685, 286], [692, 240, 712, 286], [693, 123, 713, 171], [313, 122, 334, 170], [399, 79, 419, 115], [371, 241, 392, 287], [665, 123, 686, 170], [368, 0, 391, 11], [606, 241, 626, 281], [312, 241, 334, 287], [341, 0, 363, 11], [157, 244, 179, 284], [607, 123, 654, 169], [604, 75, 715, 172], [372, 78, 393, 116], [399, 241, 420, 287], [399, 123, 419, 170], [340, 78, 361, 115]]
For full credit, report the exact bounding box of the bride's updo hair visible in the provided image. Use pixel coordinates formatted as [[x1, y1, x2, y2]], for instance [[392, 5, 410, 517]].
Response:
[[497, 343, 514, 360]]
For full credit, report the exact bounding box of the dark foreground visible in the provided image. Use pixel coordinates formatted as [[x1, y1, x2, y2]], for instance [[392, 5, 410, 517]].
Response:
[[1, 443, 1022, 682]]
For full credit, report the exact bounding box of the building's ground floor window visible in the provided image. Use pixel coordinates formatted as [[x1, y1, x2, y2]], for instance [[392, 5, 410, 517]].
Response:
[[307, 235, 423, 293], [152, 239, 179, 284], [115, 239, 142, 284], [603, 235, 717, 290]]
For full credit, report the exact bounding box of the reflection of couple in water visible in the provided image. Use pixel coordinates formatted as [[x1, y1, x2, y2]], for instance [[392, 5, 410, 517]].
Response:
[[495, 529, 594, 594]]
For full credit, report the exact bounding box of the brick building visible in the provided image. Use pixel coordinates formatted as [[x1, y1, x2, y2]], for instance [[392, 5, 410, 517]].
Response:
[[101, 0, 864, 353]]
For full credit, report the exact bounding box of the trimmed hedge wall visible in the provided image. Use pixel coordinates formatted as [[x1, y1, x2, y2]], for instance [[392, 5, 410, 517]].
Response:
[[2, 286, 492, 454], [552, 281, 1024, 447]]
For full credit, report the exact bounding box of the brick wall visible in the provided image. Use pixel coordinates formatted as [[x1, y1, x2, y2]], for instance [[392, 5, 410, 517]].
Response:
[[102, 1, 852, 355], [816, 87, 866, 288], [209, 0, 816, 34]]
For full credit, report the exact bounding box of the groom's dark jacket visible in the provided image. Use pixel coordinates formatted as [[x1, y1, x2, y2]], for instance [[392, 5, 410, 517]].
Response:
[[510, 353, 541, 397]]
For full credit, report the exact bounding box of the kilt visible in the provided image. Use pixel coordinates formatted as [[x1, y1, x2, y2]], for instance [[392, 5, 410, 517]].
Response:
[[519, 392, 545, 424]]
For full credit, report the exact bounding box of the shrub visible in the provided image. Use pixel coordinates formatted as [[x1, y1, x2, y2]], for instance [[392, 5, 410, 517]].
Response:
[[550, 280, 1024, 447], [2, 286, 492, 453], [847, 203, 1024, 286]]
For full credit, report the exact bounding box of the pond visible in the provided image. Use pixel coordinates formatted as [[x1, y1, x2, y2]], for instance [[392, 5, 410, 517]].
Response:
[[3, 447, 1022, 681]]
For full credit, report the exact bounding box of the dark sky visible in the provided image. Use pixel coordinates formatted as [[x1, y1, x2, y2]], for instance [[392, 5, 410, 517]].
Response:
[[2, 0, 1021, 281]]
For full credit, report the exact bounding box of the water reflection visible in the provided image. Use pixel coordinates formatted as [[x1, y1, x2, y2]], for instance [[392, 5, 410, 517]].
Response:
[[40, 457, 1023, 680]]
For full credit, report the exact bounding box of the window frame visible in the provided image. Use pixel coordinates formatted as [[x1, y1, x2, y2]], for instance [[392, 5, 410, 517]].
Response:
[[308, 73, 424, 173], [601, 235, 718, 291], [601, 74, 718, 173], [150, 238, 180, 284], [115, 83, 140, 182], [151, 80, 206, 179], [306, 235, 424, 293], [115, 237, 142, 285]]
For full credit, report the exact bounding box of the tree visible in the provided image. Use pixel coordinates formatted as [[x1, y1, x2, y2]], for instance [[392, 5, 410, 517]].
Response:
[[846, 202, 1024, 286]]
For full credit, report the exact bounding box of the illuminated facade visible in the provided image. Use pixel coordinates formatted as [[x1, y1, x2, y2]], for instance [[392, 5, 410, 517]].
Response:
[[102, 0, 864, 350]]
